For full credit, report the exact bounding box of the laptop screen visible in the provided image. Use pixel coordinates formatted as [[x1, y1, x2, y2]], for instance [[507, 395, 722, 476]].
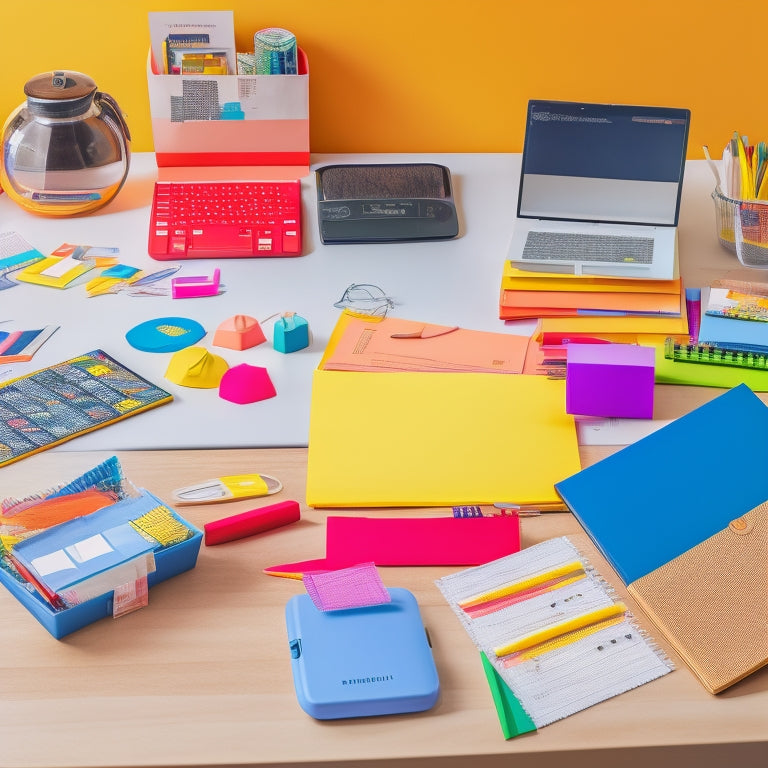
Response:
[[517, 100, 690, 226]]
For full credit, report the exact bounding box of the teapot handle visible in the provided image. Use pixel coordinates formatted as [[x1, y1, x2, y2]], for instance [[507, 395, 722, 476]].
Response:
[[95, 91, 131, 142]]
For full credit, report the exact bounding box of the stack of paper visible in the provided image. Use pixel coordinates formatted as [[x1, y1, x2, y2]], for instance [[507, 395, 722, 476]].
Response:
[[11, 502, 160, 607], [499, 263, 688, 337]]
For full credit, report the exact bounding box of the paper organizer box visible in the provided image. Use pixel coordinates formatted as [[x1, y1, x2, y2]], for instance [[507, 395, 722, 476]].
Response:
[[147, 48, 309, 169], [0, 489, 203, 639]]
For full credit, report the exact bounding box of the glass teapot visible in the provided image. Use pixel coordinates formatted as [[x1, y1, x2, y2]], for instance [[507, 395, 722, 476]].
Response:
[[0, 70, 131, 216]]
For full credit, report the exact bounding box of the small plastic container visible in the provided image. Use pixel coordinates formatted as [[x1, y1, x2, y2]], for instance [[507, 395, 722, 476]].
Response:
[[712, 188, 768, 267]]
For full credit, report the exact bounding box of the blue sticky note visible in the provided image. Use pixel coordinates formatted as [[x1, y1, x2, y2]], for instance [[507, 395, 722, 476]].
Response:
[[101, 264, 140, 279]]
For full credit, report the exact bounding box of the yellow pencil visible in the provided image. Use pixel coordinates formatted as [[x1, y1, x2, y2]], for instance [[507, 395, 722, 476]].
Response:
[[736, 133, 754, 199]]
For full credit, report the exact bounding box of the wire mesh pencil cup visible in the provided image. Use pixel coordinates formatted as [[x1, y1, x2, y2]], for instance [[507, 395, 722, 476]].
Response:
[[712, 188, 768, 268]]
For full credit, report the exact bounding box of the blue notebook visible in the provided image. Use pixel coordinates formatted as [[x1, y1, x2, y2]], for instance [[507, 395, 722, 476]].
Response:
[[698, 288, 768, 353], [555, 384, 768, 585], [698, 312, 768, 353]]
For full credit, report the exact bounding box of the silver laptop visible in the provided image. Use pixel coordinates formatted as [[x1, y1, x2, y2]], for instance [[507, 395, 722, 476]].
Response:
[[508, 100, 690, 279]]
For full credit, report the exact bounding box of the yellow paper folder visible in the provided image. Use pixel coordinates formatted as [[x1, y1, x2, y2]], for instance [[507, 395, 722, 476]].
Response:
[[537, 305, 688, 336], [306, 370, 581, 508], [502, 262, 682, 294]]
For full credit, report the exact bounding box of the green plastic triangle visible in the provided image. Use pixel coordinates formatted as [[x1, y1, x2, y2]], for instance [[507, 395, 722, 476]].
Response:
[[480, 651, 537, 738]]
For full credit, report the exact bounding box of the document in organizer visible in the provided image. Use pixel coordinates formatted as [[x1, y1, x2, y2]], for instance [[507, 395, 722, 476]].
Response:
[[507, 100, 690, 279]]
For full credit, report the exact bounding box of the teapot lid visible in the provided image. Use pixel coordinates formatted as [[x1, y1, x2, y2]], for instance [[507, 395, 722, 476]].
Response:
[[24, 70, 97, 117]]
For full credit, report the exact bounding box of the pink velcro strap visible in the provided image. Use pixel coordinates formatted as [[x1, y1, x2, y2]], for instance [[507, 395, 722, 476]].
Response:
[[302, 562, 391, 611]]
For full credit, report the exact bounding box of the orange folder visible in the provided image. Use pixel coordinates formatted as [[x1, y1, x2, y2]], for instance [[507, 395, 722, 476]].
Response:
[[500, 289, 682, 314], [533, 290, 688, 336]]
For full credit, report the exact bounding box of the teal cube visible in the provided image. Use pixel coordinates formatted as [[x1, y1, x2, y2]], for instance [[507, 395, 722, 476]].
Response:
[[274, 313, 309, 353]]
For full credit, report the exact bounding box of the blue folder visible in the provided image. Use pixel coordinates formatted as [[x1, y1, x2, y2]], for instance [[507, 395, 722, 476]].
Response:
[[555, 384, 768, 585]]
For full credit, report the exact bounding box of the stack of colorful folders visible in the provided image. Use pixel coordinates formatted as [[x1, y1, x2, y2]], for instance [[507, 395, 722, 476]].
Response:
[[500, 262, 687, 335], [499, 262, 689, 377]]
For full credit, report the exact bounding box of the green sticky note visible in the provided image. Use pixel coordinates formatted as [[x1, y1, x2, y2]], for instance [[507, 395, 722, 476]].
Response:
[[479, 651, 536, 739]]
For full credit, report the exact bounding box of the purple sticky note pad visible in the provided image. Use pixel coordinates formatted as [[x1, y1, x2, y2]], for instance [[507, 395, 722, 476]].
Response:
[[566, 343, 655, 419]]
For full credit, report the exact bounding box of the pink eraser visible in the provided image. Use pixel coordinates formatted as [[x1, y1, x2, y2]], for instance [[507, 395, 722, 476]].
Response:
[[204, 500, 300, 546]]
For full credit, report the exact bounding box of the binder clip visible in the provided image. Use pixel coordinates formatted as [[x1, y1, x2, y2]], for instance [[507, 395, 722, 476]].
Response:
[[273, 312, 309, 353]]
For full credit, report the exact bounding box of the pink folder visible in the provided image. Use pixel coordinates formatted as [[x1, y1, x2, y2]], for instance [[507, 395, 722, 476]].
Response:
[[264, 515, 520, 578]]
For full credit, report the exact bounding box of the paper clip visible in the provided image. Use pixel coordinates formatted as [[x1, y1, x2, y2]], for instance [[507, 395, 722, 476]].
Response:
[[493, 501, 567, 516]]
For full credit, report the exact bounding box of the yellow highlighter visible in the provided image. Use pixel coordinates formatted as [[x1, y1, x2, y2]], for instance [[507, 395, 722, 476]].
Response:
[[458, 561, 585, 611], [171, 473, 283, 505], [493, 602, 629, 659]]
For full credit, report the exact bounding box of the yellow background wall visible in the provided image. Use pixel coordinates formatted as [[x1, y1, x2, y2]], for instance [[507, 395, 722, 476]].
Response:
[[1, 2, 761, 158]]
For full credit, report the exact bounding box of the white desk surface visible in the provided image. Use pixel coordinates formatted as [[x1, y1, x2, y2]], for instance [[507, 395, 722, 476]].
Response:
[[3, 157, 767, 768], [0, 153, 738, 453]]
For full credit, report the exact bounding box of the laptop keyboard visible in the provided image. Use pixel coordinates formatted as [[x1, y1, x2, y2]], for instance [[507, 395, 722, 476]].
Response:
[[148, 180, 302, 259], [522, 231, 654, 264]]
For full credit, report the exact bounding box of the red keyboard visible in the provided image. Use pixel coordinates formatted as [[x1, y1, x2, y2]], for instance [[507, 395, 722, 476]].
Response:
[[148, 180, 302, 259]]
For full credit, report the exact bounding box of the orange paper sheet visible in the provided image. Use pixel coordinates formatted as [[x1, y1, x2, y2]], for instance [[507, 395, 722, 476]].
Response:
[[320, 313, 530, 374]]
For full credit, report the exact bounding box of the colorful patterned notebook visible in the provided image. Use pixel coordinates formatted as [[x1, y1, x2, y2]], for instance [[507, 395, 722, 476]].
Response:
[[0, 350, 172, 468]]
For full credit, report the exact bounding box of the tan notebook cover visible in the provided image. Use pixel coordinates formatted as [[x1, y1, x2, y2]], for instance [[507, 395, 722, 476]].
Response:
[[628, 502, 768, 694]]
